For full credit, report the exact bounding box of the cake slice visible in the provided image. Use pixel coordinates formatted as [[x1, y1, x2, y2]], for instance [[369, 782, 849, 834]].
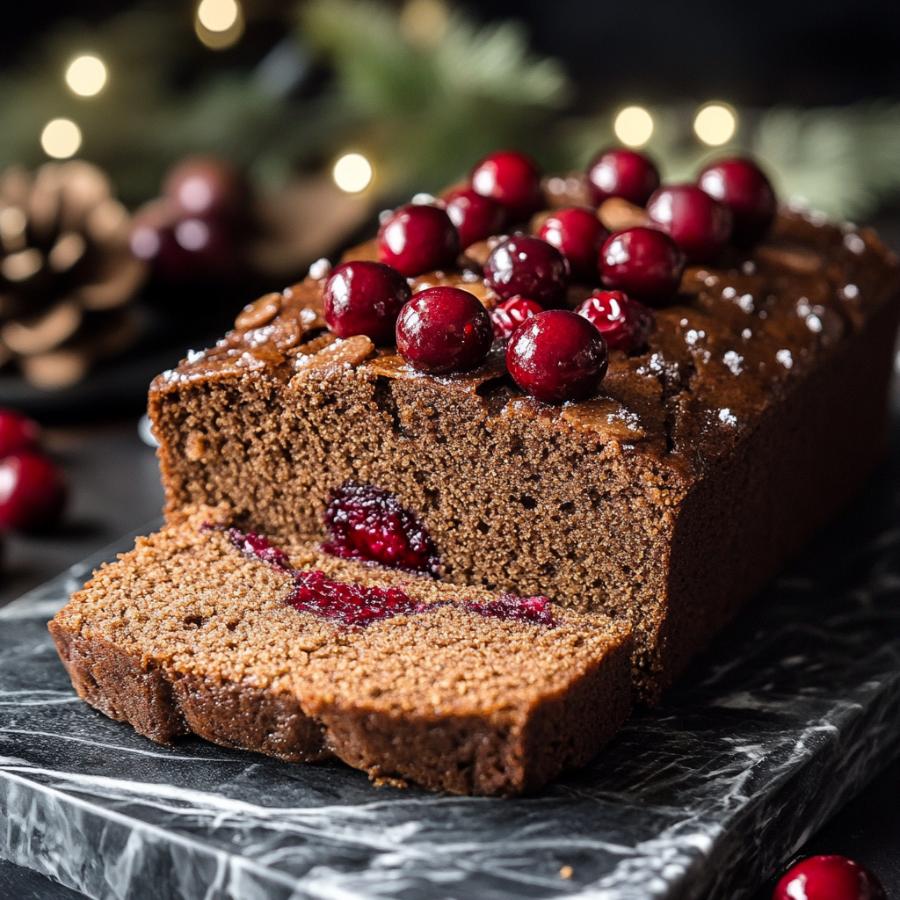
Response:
[[49, 507, 632, 796]]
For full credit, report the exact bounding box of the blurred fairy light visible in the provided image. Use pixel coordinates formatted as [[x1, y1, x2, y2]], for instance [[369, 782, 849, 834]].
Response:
[[195, 0, 244, 50], [332, 153, 374, 193], [400, 0, 450, 46], [613, 106, 654, 148], [65, 54, 108, 97], [41, 118, 82, 159], [693, 102, 737, 146]]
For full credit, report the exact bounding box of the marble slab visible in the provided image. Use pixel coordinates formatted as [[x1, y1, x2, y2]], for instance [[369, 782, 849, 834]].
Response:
[[2, 454, 900, 900]]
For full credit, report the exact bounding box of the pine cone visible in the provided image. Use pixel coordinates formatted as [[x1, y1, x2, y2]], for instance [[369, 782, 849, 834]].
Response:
[[0, 161, 146, 389]]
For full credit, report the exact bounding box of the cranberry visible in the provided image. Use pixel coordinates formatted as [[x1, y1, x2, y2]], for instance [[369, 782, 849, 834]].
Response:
[[163, 156, 247, 222], [586, 148, 660, 206], [646, 184, 733, 262], [466, 594, 554, 626], [220, 526, 292, 571], [698, 157, 777, 245], [470, 150, 542, 220], [324, 261, 411, 344], [599, 227, 685, 302], [324, 482, 439, 575], [443, 187, 506, 248], [0, 451, 66, 531], [773, 855, 885, 900], [491, 296, 543, 341], [506, 309, 608, 403], [538, 207, 609, 280], [484, 235, 569, 306], [577, 290, 653, 352], [395, 287, 492, 374], [0, 409, 40, 458], [377, 203, 459, 277]]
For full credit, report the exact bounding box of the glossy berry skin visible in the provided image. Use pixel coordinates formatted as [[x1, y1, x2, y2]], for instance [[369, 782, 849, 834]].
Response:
[[484, 235, 569, 306], [698, 157, 777, 245], [0, 409, 40, 458], [491, 296, 544, 341], [538, 207, 609, 280], [324, 261, 411, 344], [0, 451, 66, 531], [599, 227, 685, 302], [378, 204, 459, 277], [773, 855, 885, 900], [443, 187, 506, 248], [506, 309, 608, 403], [470, 151, 542, 220], [586, 148, 661, 206], [646, 184, 733, 262], [396, 287, 493, 374], [163, 156, 247, 222], [577, 290, 653, 352]]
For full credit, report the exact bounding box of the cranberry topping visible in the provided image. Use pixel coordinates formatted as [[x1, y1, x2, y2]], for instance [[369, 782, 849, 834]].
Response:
[[324, 261, 411, 344], [443, 187, 506, 248], [484, 235, 569, 306], [470, 150, 542, 220], [698, 157, 777, 245], [466, 593, 554, 626], [586, 148, 660, 206], [0, 409, 40, 458], [538, 207, 609, 280], [506, 309, 608, 403], [577, 290, 653, 352], [0, 451, 66, 531], [395, 286, 493, 374], [646, 184, 733, 262], [491, 296, 544, 341], [598, 226, 685, 302], [773, 855, 886, 900], [377, 203, 459, 277], [324, 482, 440, 575]]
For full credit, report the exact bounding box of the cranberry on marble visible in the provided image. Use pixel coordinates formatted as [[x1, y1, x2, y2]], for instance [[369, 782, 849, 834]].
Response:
[[0, 409, 40, 458], [599, 227, 685, 302], [443, 187, 506, 248], [646, 184, 733, 262], [324, 261, 411, 344], [470, 151, 542, 220], [377, 203, 459, 277], [491, 296, 544, 341], [395, 286, 493, 374], [484, 235, 569, 306], [586, 148, 660, 206], [577, 290, 653, 352], [538, 207, 609, 280], [773, 855, 885, 900], [698, 157, 777, 245], [0, 451, 66, 531], [506, 309, 608, 403]]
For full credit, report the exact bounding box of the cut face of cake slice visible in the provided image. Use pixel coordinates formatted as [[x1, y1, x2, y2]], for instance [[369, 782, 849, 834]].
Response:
[[49, 506, 632, 796]]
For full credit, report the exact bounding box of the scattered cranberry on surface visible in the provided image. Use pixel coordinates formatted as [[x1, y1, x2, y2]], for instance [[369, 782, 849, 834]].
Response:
[[773, 855, 886, 900], [0, 451, 67, 532], [698, 157, 777, 245], [506, 309, 608, 403], [0, 409, 40, 458], [491, 296, 544, 341], [470, 151, 542, 220], [599, 227, 685, 302], [377, 203, 459, 277], [484, 235, 569, 306], [586, 148, 661, 206], [163, 156, 247, 222], [646, 184, 733, 262], [538, 207, 609, 280], [395, 286, 493, 374], [323, 261, 411, 344], [443, 187, 506, 248], [577, 290, 653, 352]]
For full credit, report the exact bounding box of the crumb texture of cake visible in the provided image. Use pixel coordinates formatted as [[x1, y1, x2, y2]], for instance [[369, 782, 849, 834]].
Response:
[[49, 507, 632, 796]]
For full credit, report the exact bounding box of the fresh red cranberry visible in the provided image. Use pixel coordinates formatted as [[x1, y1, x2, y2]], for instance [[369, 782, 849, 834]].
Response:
[[586, 148, 660, 206], [506, 309, 608, 403], [323, 261, 411, 344], [377, 203, 459, 277], [443, 187, 506, 248], [577, 290, 653, 352], [698, 157, 777, 245], [163, 156, 247, 221], [491, 296, 544, 341], [599, 227, 685, 302], [0, 409, 40, 458], [773, 855, 886, 900], [646, 184, 733, 262], [395, 287, 493, 374], [538, 207, 609, 280], [469, 151, 542, 220], [0, 451, 66, 531], [484, 235, 569, 306], [466, 594, 554, 626], [324, 482, 439, 575]]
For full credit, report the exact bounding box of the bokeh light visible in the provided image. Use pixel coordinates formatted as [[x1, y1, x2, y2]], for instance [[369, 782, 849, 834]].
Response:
[[613, 106, 654, 148], [195, 0, 244, 49], [41, 118, 82, 159], [693, 102, 737, 146], [332, 153, 374, 193], [65, 54, 108, 97]]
